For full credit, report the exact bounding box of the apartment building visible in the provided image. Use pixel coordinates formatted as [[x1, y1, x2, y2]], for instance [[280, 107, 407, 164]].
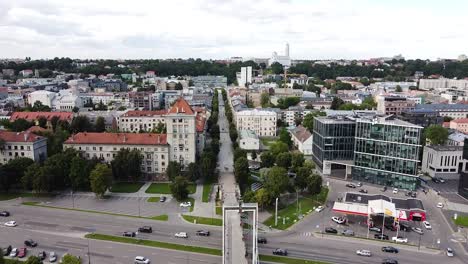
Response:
[[422, 145, 468, 178], [377, 96, 416, 115], [10, 112, 74, 129], [235, 109, 277, 137], [450, 118, 468, 133], [290, 125, 313, 155], [117, 110, 167, 132], [414, 104, 468, 120], [0, 131, 47, 164], [419, 78, 468, 90]]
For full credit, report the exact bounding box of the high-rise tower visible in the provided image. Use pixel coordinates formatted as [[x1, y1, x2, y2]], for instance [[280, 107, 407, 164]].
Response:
[[285, 43, 290, 57]]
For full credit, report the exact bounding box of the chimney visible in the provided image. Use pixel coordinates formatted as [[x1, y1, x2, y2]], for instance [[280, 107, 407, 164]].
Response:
[[123, 134, 126, 143], [24, 132, 28, 141]]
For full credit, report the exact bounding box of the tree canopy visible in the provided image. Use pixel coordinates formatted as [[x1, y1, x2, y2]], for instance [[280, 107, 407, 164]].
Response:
[[424, 125, 448, 145]]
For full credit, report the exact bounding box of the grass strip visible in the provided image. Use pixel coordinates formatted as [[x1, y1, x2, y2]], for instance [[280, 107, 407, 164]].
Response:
[[182, 215, 222, 226], [110, 182, 144, 193], [202, 183, 212, 203], [215, 206, 222, 216], [85, 233, 222, 256], [145, 183, 196, 194], [453, 215, 468, 227], [259, 255, 329, 264], [22, 202, 168, 221], [147, 196, 160, 203]]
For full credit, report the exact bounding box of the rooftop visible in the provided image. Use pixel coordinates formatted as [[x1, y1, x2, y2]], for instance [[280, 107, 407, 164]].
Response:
[[239, 130, 259, 139], [425, 145, 463, 152], [168, 97, 195, 115], [0, 130, 44, 143], [344, 192, 424, 211], [10, 112, 73, 121], [64, 132, 167, 145], [416, 104, 468, 111], [289, 125, 312, 143], [121, 110, 168, 117], [451, 118, 468, 124]]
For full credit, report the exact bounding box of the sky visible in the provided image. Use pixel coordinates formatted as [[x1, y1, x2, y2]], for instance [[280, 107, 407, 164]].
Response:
[[0, 0, 467, 60]]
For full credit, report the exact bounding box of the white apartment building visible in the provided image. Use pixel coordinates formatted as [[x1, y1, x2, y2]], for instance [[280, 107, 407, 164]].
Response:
[[289, 125, 313, 155], [117, 110, 168, 132], [419, 78, 468, 90], [0, 131, 47, 164], [235, 109, 277, 137], [421, 145, 468, 178], [63, 132, 170, 179], [27, 90, 56, 107], [239, 130, 260, 151], [237, 66, 253, 88]]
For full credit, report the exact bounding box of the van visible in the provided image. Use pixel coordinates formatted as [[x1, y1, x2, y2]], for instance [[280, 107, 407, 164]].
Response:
[[135, 256, 150, 264]]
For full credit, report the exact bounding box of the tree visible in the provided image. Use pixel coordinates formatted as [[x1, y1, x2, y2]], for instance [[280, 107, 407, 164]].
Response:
[[31, 101, 51, 112], [95, 116, 106, 132], [111, 149, 142, 182], [69, 156, 90, 191], [260, 152, 275, 168], [260, 92, 270, 108], [295, 167, 310, 191], [301, 112, 324, 131], [270, 62, 284, 74], [37, 116, 47, 128], [70, 115, 93, 133], [269, 142, 289, 156], [234, 157, 250, 191], [0, 158, 34, 192], [425, 125, 448, 145], [22, 163, 40, 190], [229, 127, 238, 142], [395, 85, 402, 92], [170, 176, 189, 201], [275, 152, 291, 168], [255, 188, 270, 209], [10, 118, 33, 132], [279, 127, 292, 147], [24, 256, 42, 264], [233, 148, 247, 162], [175, 82, 183, 90], [185, 162, 199, 181], [167, 161, 182, 181], [152, 122, 166, 133], [291, 152, 305, 170], [307, 173, 322, 195], [60, 254, 81, 264], [330, 97, 345, 110], [263, 166, 289, 199], [90, 164, 112, 198]]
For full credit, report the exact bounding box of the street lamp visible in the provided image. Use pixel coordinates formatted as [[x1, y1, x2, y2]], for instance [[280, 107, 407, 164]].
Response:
[[137, 191, 141, 217]]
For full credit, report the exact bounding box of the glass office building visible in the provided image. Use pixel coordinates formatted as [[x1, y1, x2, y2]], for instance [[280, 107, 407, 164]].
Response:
[[352, 117, 423, 190]]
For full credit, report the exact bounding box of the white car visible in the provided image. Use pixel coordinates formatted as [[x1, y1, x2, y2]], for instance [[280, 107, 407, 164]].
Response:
[[423, 221, 432, 230], [446, 247, 454, 257], [180, 202, 192, 207], [135, 256, 151, 264], [9, 248, 18, 257], [392, 236, 408, 243], [392, 188, 398, 194], [4, 220, 17, 227], [331, 216, 346, 224], [437, 202, 444, 208], [356, 249, 371, 257], [175, 232, 188, 238], [315, 206, 324, 212]]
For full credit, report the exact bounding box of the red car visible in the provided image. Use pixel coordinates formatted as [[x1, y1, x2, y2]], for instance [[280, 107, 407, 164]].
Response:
[[18, 247, 27, 258]]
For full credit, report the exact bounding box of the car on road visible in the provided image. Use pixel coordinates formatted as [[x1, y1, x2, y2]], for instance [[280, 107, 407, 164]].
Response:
[[411, 227, 424, 234], [399, 223, 410, 232], [411, 192, 417, 198], [382, 258, 398, 264], [437, 202, 444, 208], [159, 196, 166, 202], [38, 251, 46, 260], [432, 177, 441, 183], [315, 206, 324, 212], [180, 202, 192, 207], [325, 227, 338, 234], [345, 183, 356, 188], [384, 224, 397, 231], [24, 239, 37, 247], [391, 236, 408, 243], [49, 252, 58, 262], [138, 226, 153, 233], [272, 248, 288, 256], [359, 189, 368, 193], [9, 248, 18, 257], [175, 232, 188, 238], [342, 229, 355, 236], [392, 188, 398, 194], [257, 237, 267, 244], [356, 249, 371, 257], [374, 234, 389, 240], [0, 211, 10, 217], [196, 230, 210, 236], [2, 245, 12, 256], [446, 247, 454, 257], [123, 231, 136, 237], [4, 220, 17, 227], [18, 247, 27, 258], [369, 226, 382, 232], [356, 182, 362, 187], [423, 221, 432, 230], [331, 216, 346, 224], [382, 246, 399, 253], [134, 256, 151, 264]]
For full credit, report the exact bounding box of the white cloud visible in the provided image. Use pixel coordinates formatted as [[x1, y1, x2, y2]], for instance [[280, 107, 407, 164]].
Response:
[[0, 0, 466, 59]]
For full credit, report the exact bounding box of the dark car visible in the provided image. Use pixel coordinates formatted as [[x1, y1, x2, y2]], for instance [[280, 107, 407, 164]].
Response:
[[18, 247, 27, 258], [382, 246, 399, 253], [159, 196, 166, 202], [257, 237, 267, 244], [432, 177, 440, 183], [196, 230, 210, 236], [2, 245, 12, 256], [381, 186, 387, 192], [359, 189, 368, 193], [346, 183, 356, 188], [24, 239, 37, 247], [325, 227, 338, 234], [369, 226, 382, 232], [0, 211, 10, 217], [411, 192, 417, 198], [399, 223, 410, 232], [384, 225, 397, 231], [273, 248, 288, 256], [374, 234, 389, 240], [38, 251, 46, 260], [405, 191, 412, 197], [138, 226, 153, 233], [382, 258, 398, 264], [123, 231, 136, 237]]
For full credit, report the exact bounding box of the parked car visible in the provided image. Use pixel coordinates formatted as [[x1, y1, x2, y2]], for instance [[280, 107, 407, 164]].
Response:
[[374, 234, 389, 240], [399, 223, 410, 232], [38, 251, 46, 260], [369, 227, 382, 232], [9, 248, 18, 257], [49, 252, 58, 263], [123, 231, 136, 237], [196, 230, 210, 236], [24, 239, 37, 247], [359, 189, 368, 194], [134, 256, 151, 264], [446, 247, 454, 257], [384, 224, 397, 231], [175, 232, 188, 238], [356, 182, 363, 187], [18, 247, 27, 258], [356, 249, 371, 257], [382, 246, 399, 253], [315, 206, 324, 212], [423, 221, 432, 230], [436, 177, 445, 183], [272, 248, 288, 256], [180, 202, 192, 207], [342, 229, 355, 236], [325, 227, 338, 234], [2, 245, 12, 256], [138, 226, 153, 233], [437, 202, 444, 208], [392, 188, 398, 194], [412, 227, 424, 235], [346, 183, 356, 188], [4, 220, 17, 227], [331, 216, 346, 224], [257, 237, 267, 244], [159, 196, 166, 202], [382, 258, 398, 264], [411, 192, 417, 198], [0, 211, 10, 217], [432, 177, 441, 183], [392, 236, 408, 243]]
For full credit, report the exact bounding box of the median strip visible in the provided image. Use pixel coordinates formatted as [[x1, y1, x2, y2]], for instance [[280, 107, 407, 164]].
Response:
[[259, 255, 330, 264], [22, 202, 168, 221], [182, 214, 222, 226], [85, 233, 222, 256]]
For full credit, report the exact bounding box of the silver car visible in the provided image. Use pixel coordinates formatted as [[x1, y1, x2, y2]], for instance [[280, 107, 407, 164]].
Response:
[[49, 251, 57, 262]]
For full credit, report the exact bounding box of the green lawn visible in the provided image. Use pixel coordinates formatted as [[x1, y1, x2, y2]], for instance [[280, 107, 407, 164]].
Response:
[[110, 182, 144, 193], [216, 206, 222, 216], [202, 183, 213, 203], [0, 192, 54, 201], [260, 137, 277, 147], [259, 255, 329, 264], [145, 182, 196, 194], [182, 215, 222, 226], [22, 202, 168, 221], [263, 187, 329, 230], [5, 259, 24, 263], [147, 196, 160, 203], [454, 215, 468, 227], [85, 233, 221, 256]]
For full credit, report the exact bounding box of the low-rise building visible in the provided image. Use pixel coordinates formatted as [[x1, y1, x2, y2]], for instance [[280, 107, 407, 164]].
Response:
[[421, 145, 468, 178], [10, 112, 74, 129], [415, 104, 468, 120], [447, 132, 468, 146], [399, 109, 443, 127], [290, 125, 313, 155], [235, 109, 277, 137], [377, 96, 416, 115], [450, 118, 468, 134], [0, 130, 47, 164], [239, 130, 260, 151], [117, 110, 168, 132]]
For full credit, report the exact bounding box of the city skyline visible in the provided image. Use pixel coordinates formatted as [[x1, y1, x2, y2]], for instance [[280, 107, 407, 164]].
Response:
[[1, 0, 468, 60]]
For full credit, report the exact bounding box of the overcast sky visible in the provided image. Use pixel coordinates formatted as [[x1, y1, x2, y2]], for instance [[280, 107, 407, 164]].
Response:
[[0, 0, 467, 60]]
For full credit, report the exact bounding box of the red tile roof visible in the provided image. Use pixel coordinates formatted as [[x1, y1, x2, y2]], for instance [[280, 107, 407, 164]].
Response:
[[0, 130, 44, 143], [168, 98, 194, 115], [64, 132, 167, 145], [10, 112, 73, 122], [452, 118, 468, 124], [121, 110, 168, 117], [196, 115, 206, 132]]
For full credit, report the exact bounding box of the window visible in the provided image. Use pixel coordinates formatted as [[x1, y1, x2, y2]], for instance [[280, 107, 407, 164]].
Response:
[[99, 147, 103, 151], [14, 146, 17, 150], [107, 153, 110, 157], [161, 155, 165, 159], [20, 146, 24, 150], [93, 147, 96, 150]]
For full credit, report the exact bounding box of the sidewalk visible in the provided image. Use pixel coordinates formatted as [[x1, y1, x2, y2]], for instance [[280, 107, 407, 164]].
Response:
[[188, 184, 219, 218]]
